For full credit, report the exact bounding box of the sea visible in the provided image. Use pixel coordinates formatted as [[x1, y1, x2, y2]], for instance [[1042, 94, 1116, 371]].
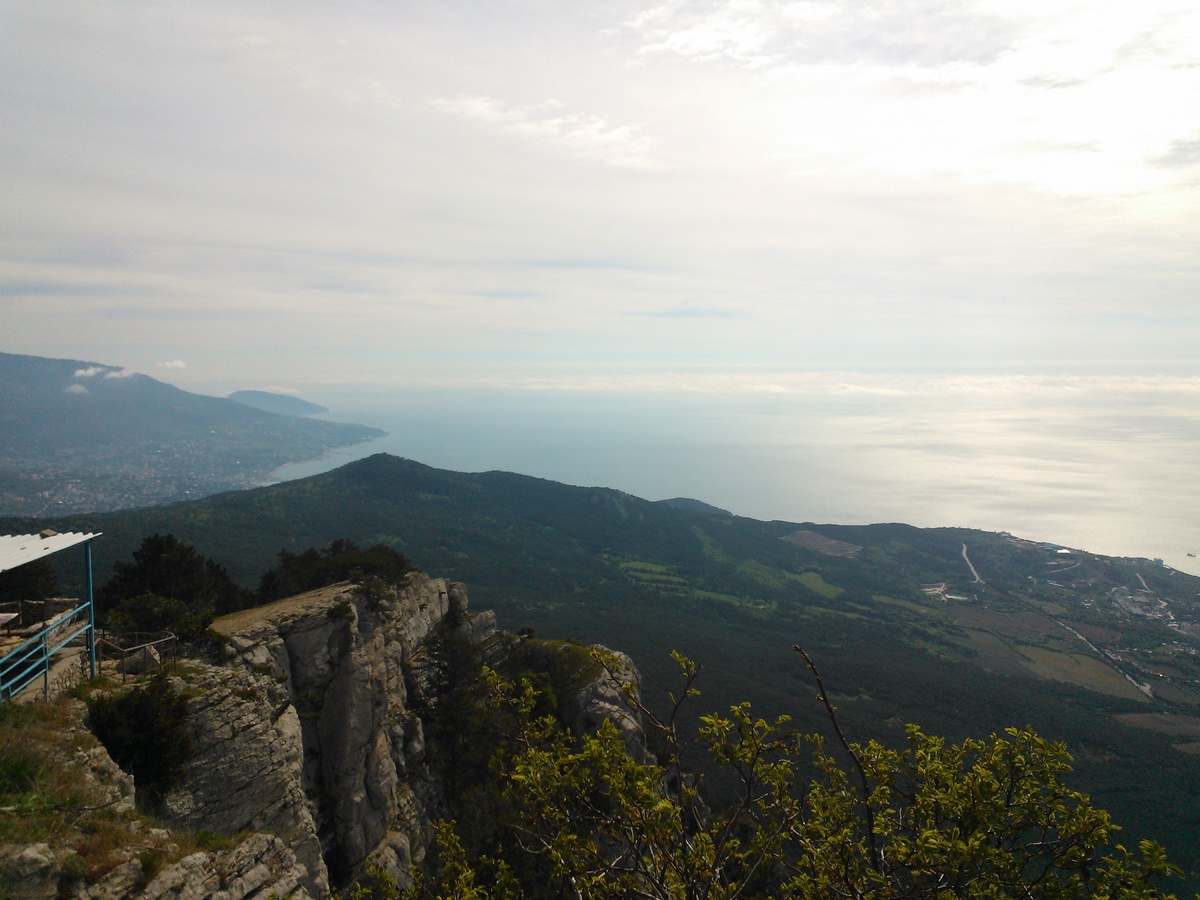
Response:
[[267, 373, 1200, 578]]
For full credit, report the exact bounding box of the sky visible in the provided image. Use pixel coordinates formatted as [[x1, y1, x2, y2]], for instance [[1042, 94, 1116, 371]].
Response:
[[3, 0, 1199, 393]]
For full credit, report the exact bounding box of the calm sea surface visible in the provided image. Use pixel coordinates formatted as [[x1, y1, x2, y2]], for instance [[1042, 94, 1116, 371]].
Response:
[[270, 375, 1200, 577]]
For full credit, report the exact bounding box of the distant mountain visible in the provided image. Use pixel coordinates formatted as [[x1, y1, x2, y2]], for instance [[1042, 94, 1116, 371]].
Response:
[[0, 352, 384, 515], [656, 496, 732, 517], [17, 452, 1200, 877], [227, 390, 329, 417]]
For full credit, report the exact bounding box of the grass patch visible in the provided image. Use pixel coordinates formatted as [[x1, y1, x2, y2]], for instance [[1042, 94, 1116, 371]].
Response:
[[730, 561, 844, 600], [691, 526, 732, 564], [695, 591, 778, 615], [873, 595, 937, 615], [696, 590, 741, 604], [0, 692, 194, 884], [804, 606, 866, 621], [620, 560, 672, 575], [1025, 598, 1071, 616], [789, 570, 843, 599], [737, 560, 787, 590], [621, 564, 690, 587], [1015, 646, 1148, 702], [619, 560, 692, 592]]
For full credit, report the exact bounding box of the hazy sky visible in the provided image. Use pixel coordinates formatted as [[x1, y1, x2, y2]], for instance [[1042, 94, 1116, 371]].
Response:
[[3, 1, 1198, 392]]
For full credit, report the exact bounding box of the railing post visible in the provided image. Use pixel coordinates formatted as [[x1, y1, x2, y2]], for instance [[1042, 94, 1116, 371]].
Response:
[[85, 541, 97, 679], [42, 632, 49, 700]]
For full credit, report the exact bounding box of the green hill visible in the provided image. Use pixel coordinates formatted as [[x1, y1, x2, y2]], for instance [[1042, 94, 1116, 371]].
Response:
[[10, 452, 1200, 877]]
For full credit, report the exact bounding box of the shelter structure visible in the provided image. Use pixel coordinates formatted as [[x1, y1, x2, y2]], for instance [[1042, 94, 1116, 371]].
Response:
[[0, 530, 100, 700]]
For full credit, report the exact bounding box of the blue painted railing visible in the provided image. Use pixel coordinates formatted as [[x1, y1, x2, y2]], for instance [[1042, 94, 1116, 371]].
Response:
[[0, 601, 95, 701]]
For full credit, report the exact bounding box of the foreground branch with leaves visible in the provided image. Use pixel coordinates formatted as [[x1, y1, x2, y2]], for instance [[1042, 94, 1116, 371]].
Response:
[[362, 649, 1184, 900]]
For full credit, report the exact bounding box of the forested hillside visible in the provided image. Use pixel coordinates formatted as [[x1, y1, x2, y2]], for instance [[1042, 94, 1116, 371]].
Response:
[[8, 453, 1200, 880]]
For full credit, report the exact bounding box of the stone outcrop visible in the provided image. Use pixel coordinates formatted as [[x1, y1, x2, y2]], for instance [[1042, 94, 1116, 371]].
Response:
[[76, 833, 313, 900], [0, 843, 60, 900], [160, 573, 497, 890], [2, 835, 314, 900], [0, 727, 311, 900], [562, 647, 650, 765], [1, 572, 647, 897], [156, 666, 324, 895]]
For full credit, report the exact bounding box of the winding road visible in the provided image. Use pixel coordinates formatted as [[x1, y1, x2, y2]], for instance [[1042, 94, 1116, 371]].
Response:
[[961, 543, 984, 584]]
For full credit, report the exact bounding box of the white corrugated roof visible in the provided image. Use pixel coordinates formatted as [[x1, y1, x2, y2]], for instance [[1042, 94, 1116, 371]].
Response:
[[0, 532, 100, 574]]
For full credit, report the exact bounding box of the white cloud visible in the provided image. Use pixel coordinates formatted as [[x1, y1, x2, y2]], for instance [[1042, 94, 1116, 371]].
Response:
[[103, 368, 135, 378], [430, 95, 660, 169], [64, 383, 88, 394], [0, 1, 1196, 387], [73, 366, 106, 378], [634, 2, 777, 68], [625, 0, 1200, 196]]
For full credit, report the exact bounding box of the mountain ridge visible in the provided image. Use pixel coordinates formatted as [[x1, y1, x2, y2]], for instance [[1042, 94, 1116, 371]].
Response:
[[227, 389, 329, 417], [0, 351, 383, 515]]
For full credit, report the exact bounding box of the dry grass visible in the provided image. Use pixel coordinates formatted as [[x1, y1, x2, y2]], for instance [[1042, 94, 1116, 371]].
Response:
[[0, 686, 240, 886], [210, 581, 352, 635]]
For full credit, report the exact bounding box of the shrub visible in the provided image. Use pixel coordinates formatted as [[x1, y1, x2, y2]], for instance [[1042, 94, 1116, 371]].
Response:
[[86, 674, 193, 804], [406, 650, 1185, 899]]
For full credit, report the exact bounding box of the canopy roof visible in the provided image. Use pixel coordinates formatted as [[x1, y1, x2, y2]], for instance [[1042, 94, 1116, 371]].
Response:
[[0, 532, 100, 574]]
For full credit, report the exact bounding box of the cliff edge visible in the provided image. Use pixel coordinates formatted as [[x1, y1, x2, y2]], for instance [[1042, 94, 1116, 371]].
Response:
[[1, 571, 646, 897]]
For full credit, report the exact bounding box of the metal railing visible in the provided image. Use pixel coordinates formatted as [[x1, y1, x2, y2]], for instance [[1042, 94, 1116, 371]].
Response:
[[95, 631, 178, 681], [0, 598, 82, 630], [0, 601, 95, 701]]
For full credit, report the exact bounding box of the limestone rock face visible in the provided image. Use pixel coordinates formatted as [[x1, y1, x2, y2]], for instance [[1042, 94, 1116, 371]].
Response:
[[208, 573, 496, 888], [129, 833, 313, 900], [156, 666, 324, 895], [0, 843, 59, 900], [92, 573, 640, 892], [0, 835, 313, 900], [74, 833, 312, 900], [6, 574, 651, 897], [562, 647, 650, 765]]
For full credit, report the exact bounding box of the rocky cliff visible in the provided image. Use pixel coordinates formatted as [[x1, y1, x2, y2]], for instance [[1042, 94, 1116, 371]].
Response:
[[1, 572, 645, 898], [160, 573, 499, 893]]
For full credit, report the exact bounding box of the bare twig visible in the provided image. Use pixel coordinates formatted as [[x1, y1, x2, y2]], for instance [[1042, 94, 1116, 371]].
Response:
[[793, 645, 882, 874]]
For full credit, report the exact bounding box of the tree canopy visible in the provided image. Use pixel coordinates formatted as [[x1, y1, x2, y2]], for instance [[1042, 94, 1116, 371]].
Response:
[[256, 538, 416, 602], [97, 533, 252, 618], [359, 650, 1184, 900]]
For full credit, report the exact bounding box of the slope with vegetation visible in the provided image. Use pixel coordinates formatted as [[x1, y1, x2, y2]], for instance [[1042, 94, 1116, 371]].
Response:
[[8, 454, 1200, 881], [4, 535, 1189, 898], [380, 650, 1185, 899]]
